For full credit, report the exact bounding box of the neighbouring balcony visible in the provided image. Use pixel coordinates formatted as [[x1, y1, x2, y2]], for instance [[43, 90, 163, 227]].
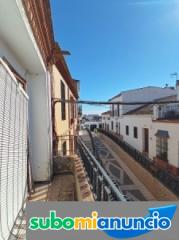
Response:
[[154, 104, 179, 120]]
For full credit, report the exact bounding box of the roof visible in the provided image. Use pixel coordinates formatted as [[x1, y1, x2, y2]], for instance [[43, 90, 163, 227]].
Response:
[[109, 86, 175, 101], [124, 104, 154, 115], [155, 130, 169, 138], [101, 111, 111, 115], [125, 95, 177, 115]]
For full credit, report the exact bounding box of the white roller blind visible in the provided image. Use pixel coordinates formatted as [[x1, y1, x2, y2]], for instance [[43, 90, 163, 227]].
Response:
[[0, 58, 28, 240]]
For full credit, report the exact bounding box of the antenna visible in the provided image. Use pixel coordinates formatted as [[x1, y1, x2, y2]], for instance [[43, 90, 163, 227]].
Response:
[[171, 72, 178, 80]]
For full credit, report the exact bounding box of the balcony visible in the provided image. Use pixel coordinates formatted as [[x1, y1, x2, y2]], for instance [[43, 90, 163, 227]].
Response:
[[78, 130, 126, 201], [154, 104, 179, 121]]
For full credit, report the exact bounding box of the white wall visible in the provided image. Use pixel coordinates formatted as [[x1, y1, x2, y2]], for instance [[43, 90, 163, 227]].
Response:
[[0, 36, 53, 182], [120, 115, 153, 156], [0, 39, 26, 78], [118, 114, 179, 168], [107, 86, 179, 169], [0, 1, 53, 182], [27, 73, 52, 182], [151, 122, 179, 168], [102, 114, 111, 131]]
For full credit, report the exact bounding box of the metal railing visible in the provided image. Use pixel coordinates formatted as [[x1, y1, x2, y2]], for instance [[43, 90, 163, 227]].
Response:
[[98, 129, 152, 170], [77, 137, 126, 201], [85, 128, 96, 156], [84, 128, 104, 167], [98, 129, 179, 195], [158, 104, 179, 119]]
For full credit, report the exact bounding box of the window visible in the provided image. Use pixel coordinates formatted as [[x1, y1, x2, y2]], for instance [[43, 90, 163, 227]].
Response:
[[62, 141, 67, 156], [70, 96, 75, 121], [126, 125, 129, 135], [134, 127, 138, 139], [61, 81, 66, 120], [156, 137, 168, 161], [111, 105, 116, 117], [117, 104, 120, 117], [115, 105, 118, 116], [111, 121, 114, 130], [70, 137, 73, 155]]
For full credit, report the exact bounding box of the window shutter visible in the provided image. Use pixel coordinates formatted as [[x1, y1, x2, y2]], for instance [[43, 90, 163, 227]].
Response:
[[0, 59, 28, 239]]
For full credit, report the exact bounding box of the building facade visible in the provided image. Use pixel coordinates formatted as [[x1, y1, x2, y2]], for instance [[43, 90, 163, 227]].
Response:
[[0, 0, 81, 238], [102, 84, 179, 177], [52, 44, 79, 157], [102, 111, 111, 131], [0, 0, 55, 238]]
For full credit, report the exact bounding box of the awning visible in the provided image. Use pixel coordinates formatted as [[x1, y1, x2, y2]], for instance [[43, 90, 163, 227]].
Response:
[[155, 130, 170, 138]]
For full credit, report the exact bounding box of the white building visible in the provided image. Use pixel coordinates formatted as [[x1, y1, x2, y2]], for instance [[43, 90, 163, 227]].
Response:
[[81, 121, 102, 131], [102, 83, 179, 177], [0, 0, 54, 183], [109, 86, 176, 133], [101, 111, 111, 131]]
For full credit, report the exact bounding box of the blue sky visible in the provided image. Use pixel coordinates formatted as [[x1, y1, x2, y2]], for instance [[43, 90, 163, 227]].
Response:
[[51, 0, 179, 114]]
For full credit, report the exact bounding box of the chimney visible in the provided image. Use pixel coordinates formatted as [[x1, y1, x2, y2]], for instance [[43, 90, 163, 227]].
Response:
[[176, 80, 179, 101]]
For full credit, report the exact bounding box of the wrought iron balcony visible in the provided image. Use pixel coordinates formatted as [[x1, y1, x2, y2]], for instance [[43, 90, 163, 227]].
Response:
[[77, 137, 126, 201], [157, 104, 179, 120]]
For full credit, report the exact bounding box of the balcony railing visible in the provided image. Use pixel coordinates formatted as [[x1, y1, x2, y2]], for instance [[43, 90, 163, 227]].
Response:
[[98, 129, 179, 195], [98, 129, 152, 169], [157, 104, 179, 120], [77, 137, 126, 201]]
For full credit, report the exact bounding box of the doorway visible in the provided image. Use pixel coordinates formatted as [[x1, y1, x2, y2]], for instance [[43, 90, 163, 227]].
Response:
[[143, 128, 149, 154]]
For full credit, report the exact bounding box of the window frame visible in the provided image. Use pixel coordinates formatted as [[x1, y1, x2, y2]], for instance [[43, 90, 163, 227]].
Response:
[[126, 125, 129, 136], [61, 80, 66, 121], [111, 121, 114, 130], [62, 141, 67, 156], [134, 127, 138, 139], [156, 136, 168, 162]]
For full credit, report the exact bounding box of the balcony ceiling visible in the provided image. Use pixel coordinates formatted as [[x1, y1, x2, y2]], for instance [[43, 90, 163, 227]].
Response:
[[0, 0, 45, 74]]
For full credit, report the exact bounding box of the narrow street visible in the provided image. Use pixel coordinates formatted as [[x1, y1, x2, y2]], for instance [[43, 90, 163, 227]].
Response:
[[99, 133, 179, 201], [80, 131, 179, 201]]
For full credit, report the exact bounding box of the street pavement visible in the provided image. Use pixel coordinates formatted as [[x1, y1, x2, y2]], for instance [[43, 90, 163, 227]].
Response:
[[80, 131, 155, 201]]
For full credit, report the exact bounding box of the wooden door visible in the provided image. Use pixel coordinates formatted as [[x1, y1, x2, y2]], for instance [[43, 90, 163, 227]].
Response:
[[144, 128, 149, 153]]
